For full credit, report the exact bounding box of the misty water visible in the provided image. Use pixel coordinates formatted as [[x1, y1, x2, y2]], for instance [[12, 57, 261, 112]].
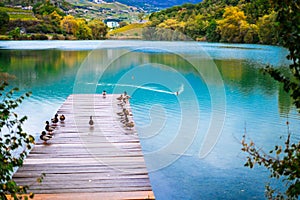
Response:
[[0, 40, 298, 199]]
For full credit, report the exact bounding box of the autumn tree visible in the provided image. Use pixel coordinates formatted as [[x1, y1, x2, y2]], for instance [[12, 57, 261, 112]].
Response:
[[217, 6, 251, 43], [88, 19, 108, 40], [157, 19, 185, 31], [60, 15, 78, 35], [75, 18, 92, 40]]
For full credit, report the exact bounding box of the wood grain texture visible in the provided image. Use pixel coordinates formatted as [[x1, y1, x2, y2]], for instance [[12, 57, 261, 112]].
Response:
[[13, 94, 155, 199]]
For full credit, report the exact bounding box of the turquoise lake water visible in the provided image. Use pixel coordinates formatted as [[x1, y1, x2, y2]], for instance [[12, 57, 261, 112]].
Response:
[[0, 40, 298, 199]]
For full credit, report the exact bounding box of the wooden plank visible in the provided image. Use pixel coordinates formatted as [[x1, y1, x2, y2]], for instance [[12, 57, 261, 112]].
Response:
[[12, 94, 155, 199]]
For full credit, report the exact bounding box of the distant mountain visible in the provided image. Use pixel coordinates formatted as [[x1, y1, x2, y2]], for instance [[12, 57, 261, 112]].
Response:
[[106, 0, 203, 11]]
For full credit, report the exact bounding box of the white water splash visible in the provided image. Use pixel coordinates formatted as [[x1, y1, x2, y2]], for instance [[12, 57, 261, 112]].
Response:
[[86, 82, 185, 96]]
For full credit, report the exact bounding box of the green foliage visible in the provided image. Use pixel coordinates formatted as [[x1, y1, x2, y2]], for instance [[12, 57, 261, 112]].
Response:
[[242, 133, 300, 199], [0, 81, 34, 200], [242, 0, 272, 24], [76, 19, 91, 40], [257, 11, 279, 45], [88, 19, 108, 40], [33, 1, 65, 17], [242, 0, 300, 199], [0, 10, 9, 34], [9, 27, 20, 40]]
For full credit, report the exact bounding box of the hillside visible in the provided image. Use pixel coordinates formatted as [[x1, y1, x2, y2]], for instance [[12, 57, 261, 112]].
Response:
[[105, 0, 202, 11]]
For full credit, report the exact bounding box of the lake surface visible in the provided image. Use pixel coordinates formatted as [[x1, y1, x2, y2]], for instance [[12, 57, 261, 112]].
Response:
[[0, 40, 298, 199]]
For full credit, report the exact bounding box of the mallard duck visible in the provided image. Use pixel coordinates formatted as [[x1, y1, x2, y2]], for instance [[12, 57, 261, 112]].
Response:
[[45, 121, 54, 133], [60, 114, 65, 122], [102, 90, 107, 98], [121, 116, 129, 124], [117, 108, 127, 116], [118, 98, 128, 107], [123, 91, 131, 99], [116, 94, 123, 101], [51, 114, 59, 124], [89, 116, 94, 126], [40, 131, 52, 143]]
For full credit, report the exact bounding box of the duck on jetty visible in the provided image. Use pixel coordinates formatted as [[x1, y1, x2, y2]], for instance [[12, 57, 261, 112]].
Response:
[[60, 114, 65, 122], [40, 131, 52, 144], [45, 121, 55, 133], [89, 116, 94, 126], [102, 90, 107, 98], [51, 113, 59, 124], [125, 121, 135, 129]]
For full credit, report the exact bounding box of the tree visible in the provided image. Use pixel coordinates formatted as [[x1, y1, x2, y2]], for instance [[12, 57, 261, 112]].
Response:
[[206, 20, 221, 42], [184, 14, 209, 40], [217, 6, 249, 43], [88, 19, 108, 40], [0, 10, 9, 34], [242, 0, 300, 198], [257, 11, 279, 45], [33, 1, 65, 17], [157, 19, 185, 31], [75, 18, 92, 40], [9, 28, 21, 40], [60, 15, 78, 35], [243, 24, 259, 44], [0, 81, 35, 200]]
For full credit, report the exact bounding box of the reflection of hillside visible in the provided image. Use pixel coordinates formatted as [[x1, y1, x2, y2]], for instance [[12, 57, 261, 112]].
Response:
[[278, 85, 292, 117], [215, 59, 293, 114], [1, 50, 89, 87], [0, 47, 293, 115], [216, 59, 277, 95]]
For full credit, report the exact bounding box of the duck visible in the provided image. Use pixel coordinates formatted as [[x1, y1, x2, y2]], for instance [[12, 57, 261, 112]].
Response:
[[51, 114, 59, 124], [40, 131, 52, 144], [59, 114, 65, 122], [45, 121, 55, 133], [125, 121, 135, 129], [123, 91, 131, 99], [102, 90, 107, 98], [117, 108, 127, 116], [121, 116, 129, 124], [89, 116, 94, 126], [118, 98, 128, 107], [116, 94, 123, 101]]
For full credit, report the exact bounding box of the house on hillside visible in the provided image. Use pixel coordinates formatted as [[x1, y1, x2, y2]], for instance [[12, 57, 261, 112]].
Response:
[[94, 0, 105, 4], [104, 19, 120, 28]]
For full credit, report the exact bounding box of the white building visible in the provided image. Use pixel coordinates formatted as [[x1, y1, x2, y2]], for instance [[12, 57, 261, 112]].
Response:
[[93, 0, 105, 4], [106, 20, 119, 28]]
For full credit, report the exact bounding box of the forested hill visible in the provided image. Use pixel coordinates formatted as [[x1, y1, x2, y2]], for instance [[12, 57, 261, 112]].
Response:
[[146, 0, 278, 45]]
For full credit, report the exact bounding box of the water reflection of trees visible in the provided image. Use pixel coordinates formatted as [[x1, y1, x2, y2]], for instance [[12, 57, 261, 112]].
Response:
[[0, 48, 292, 115], [216, 59, 292, 115], [0, 50, 89, 87]]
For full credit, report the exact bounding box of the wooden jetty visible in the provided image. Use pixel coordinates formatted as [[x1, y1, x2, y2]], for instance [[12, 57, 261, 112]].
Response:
[[13, 94, 155, 199]]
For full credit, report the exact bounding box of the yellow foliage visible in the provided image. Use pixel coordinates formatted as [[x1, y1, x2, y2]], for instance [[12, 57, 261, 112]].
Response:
[[217, 6, 253, 43], [60, 15, 78, 35]]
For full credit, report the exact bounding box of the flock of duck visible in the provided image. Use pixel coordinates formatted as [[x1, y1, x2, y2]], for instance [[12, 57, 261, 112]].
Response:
[[89, 91, 135, 130], [40, 91, 135, 144], [116, 91, 135, 130], [39, 114, 65, 144]]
